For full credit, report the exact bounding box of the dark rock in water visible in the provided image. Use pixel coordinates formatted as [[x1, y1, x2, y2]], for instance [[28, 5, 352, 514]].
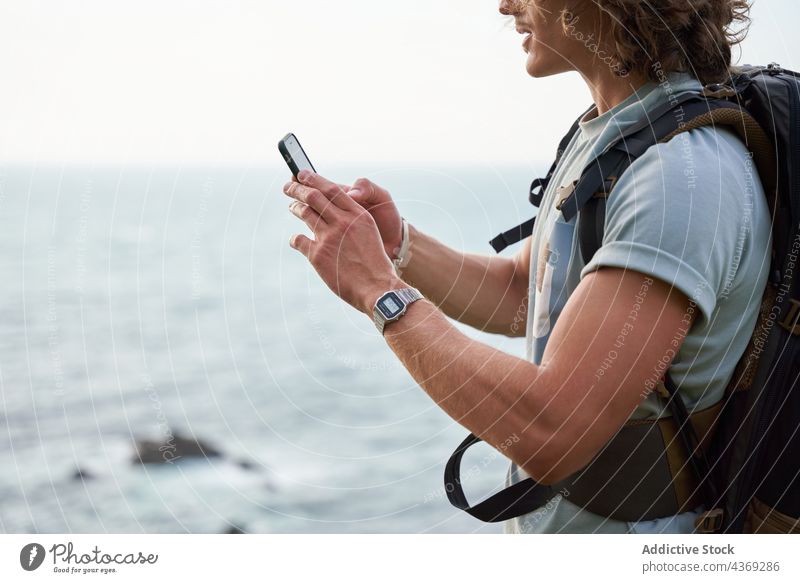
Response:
[[236, 459, 259, 471], [132, 432, 222, 465], [72, 467, 93, 481], [223, 524, 246, 534]]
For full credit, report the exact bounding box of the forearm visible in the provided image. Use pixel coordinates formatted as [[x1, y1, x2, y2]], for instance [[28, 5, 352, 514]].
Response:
[[378, 268, 694, 486], [398, 224, 529, 336], [381, 298, 560, 481]]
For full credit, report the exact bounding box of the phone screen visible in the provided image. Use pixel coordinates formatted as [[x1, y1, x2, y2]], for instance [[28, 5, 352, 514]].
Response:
[[281, 134, 315, 176]]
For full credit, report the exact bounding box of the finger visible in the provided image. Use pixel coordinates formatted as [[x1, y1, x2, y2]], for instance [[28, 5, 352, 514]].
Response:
[[283, 181, 339, 220], [298, 170, 358, 211], [289, 233, 314, 257], [292, 174, 348, 192], [288, 201, 325, 232], [347, 177, 380, 206]]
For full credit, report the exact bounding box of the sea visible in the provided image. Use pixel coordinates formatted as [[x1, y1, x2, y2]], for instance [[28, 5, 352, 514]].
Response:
[[0, 163, 541, 533]]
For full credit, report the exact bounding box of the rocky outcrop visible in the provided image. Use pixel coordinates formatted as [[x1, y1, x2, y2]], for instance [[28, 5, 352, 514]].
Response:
[[131, 432, 221, 465]]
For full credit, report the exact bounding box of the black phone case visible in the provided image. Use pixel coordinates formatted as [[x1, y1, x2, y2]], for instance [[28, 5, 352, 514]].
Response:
[[278, 133, 316, 178]]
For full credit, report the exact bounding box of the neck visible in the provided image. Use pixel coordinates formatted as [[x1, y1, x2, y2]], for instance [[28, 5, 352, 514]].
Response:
[[580, 66, 649, 116]]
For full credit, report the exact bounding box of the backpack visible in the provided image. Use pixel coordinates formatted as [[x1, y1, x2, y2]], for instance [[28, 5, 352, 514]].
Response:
[[444, 64, 800, 533]]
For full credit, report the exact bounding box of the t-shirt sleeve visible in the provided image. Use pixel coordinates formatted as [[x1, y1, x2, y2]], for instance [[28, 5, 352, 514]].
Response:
[[580, 126, 759, 322]]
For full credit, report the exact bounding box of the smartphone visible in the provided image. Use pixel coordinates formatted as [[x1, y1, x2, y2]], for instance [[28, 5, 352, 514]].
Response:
[[278, 133, 316, 178]]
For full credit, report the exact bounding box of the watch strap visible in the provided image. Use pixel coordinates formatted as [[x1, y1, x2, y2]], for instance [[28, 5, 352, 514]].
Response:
[[373, 287, 423, 334], [394, 287, 423, 305]]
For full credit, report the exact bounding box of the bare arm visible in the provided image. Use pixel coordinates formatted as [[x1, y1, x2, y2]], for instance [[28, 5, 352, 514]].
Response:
[[399, 225, 533, 336], [378, 266, 692, 484]]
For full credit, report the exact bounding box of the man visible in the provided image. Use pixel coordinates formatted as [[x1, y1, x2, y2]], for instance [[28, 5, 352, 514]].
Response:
[[282, 0, 770, 533]]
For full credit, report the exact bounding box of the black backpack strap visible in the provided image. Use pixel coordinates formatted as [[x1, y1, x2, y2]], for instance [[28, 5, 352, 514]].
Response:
[[577, 181, 613, 264], [489, 218, 538, 254], [562, 93, 705, 217], [444, 433, 553, 522], [489, 107, 592, 254], [445, 394, 724, 524], [566, 94, 760, 265]]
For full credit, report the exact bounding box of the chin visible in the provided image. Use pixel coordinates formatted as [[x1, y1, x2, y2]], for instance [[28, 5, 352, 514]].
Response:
[[525, 55, 551, 78], [525, 50, 569, 78]]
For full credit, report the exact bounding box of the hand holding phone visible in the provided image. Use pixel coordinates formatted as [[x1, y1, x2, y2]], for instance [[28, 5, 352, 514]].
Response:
[[278, 133, 316, 178], [279, 135, 404, 266]]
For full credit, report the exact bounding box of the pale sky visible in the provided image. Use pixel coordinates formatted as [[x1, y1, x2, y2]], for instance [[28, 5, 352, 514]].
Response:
[[0, 0, 797, 165]]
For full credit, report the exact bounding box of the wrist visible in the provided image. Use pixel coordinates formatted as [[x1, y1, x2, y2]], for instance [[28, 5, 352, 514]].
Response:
[[370, 285, 425, 335], [360, 275, 406, 316]]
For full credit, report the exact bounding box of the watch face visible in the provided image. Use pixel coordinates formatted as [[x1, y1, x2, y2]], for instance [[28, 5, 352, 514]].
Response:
[[377, 292, 405, 319]]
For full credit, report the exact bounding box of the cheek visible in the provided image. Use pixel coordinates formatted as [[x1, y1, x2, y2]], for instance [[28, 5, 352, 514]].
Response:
[[529, 11, 563, 53], [525, 33, 573, 77], [528, 29, 559, 61]]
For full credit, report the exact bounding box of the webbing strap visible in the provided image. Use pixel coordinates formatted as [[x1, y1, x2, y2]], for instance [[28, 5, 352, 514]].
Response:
[[578, 195, 608, 265], [661, 374, 720, 518], [445, 399, 723, 524], [562, 93, 710, 225], [559, 148, 631, 224], [528, 177, 549, 207], [444, 433, 552, 523], [571, 98, 764, 267], [489, 217, 537, 254]]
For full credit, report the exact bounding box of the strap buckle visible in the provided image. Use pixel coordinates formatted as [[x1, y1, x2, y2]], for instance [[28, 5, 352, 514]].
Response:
[[695, 509, 724, 533], [779, 298, 800, 335], [555, 180, 578, 210], [702, 83, 737, 99], [654, 380, 671, 400]]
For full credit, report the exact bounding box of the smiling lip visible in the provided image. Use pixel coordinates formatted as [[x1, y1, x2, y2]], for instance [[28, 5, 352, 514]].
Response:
[[522, 32, 533, 50], [516, 25, 533, 51]]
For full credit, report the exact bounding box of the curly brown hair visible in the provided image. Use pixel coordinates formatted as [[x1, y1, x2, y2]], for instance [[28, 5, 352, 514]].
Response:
[[587, 0, 752, 84]]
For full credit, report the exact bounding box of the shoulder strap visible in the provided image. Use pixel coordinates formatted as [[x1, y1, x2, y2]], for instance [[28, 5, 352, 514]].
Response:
[[570, 95, 777, 265]]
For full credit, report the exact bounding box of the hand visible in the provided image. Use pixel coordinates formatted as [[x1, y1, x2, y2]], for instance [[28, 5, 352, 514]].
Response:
[[284, 171, 404, 315], [292, 174, 403, 260], [347, 177, 403, 261]]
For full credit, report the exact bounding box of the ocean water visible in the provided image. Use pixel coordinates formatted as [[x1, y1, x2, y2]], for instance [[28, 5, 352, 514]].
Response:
[[0, 163, 540, 533]]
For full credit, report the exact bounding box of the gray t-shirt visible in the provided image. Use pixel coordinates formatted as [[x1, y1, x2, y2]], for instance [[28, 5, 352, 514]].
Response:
[[506, 74, 772, 534]]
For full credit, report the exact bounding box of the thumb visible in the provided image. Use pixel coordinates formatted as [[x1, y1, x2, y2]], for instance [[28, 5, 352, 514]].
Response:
[[347, 178, 379, 203]]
